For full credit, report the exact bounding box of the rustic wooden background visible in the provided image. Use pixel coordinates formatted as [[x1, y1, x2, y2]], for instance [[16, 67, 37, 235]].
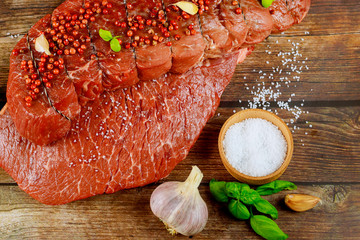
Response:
[[0, 0, 359, 239]]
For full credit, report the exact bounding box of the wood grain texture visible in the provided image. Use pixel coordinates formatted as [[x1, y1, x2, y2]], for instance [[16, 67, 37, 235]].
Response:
[[0, 0, 359, 239], [0, 184, 359, 239], [226, 34, 360, 102], [0, 103, 6, 115]]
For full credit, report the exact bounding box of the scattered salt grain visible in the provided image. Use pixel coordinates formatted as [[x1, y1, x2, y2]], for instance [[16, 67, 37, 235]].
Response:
[[239, 37, 311, 144], [7, 33, 20, 38], [223, 118, 287, 177]]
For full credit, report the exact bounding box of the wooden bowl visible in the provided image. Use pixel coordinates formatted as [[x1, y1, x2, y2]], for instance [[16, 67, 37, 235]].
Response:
[[218, 109, 294, 185]]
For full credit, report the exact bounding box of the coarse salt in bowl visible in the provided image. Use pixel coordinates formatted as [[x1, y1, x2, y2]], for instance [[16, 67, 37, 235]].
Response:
[[218, 109, 294, 185]]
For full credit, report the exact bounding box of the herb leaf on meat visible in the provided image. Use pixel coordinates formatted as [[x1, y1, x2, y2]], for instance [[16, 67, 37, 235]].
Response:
[[99, 29, 122, 52], [261, 0, 275, 8], [110, 38, 121, 52], [99, 29, 113, 41]]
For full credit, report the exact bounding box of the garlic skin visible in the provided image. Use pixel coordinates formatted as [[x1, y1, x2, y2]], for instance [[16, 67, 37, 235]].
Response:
[[150, 166, 208, 236]]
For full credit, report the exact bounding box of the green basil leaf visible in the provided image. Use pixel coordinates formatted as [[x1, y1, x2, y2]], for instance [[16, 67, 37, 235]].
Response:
[[110, 38, 121, 52], [225, 182, 250, 199], [228, 199, 250, 220], [254, 198, 278, 219], [261, 0, 275, 8], [250, 215, 288, 240], [256, 180, 297, 196], [209, 179, 229, 203], [240, 188, 262, 205], [99, 29, 113, 41]]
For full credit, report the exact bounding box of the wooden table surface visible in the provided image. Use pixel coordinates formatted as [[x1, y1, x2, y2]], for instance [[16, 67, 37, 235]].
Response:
[[0, 0, 359, 239]]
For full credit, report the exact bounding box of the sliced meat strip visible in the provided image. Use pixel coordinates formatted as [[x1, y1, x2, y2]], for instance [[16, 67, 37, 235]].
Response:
[[6, 35, 71, 146], [52, 0, 104, 105], [88, 0, 139, 90], [163, 0, 206, 74], [287, 0, 311, 24], [240, 0, 274, 46], [218, 0, 248, 51], [126, 0, 172, 81], [199, 0, 232, 58], [28, 15, 81, 123], [268, 0, 295, 33]]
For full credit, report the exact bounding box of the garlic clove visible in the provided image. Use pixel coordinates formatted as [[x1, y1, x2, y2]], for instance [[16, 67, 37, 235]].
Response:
[[171, 1, 199, 15], [285, 193, 321, 212], [35, 34, 51, 56], [150, 166, 208, 236]]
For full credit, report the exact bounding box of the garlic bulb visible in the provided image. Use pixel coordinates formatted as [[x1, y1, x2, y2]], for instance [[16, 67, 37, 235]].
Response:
[[150, 166, 208, 236]]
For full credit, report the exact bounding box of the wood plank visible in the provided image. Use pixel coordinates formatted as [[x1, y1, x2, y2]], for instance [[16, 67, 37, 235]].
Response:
[[225, 33, 360, 102], [0, 183, 358, 239], [0, 169, 15, 184], [0, 106, 358, 184], [0, 0, 62, 36], [274, 0, 360, 36], [0, 103, 6, 115]]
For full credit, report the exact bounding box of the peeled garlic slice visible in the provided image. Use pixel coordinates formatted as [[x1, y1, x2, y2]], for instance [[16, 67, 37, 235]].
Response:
[[35, 34, 51, 56], [172, 1, 199, 15]]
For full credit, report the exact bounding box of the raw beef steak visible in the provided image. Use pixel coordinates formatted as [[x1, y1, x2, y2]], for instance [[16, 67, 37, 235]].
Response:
[[0, 0, 310, 204], [0, 54, 237, 205]]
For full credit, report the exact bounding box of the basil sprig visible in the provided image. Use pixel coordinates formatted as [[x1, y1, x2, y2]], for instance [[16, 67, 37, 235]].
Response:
[[210, 179, 297, 240], [256, 180, 297, 196], [99, 29, 121, 52]]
